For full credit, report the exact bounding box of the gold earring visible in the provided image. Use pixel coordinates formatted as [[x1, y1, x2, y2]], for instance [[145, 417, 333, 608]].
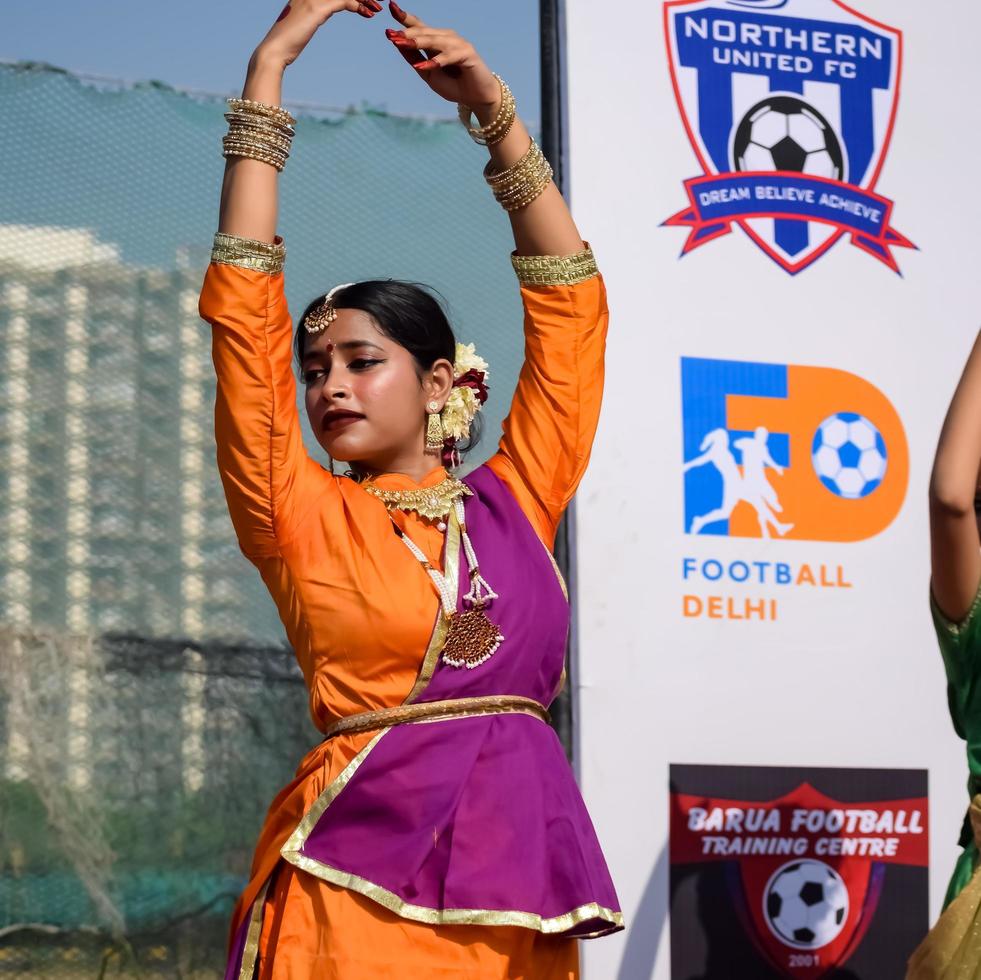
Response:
[[425, 402, 444, 452]]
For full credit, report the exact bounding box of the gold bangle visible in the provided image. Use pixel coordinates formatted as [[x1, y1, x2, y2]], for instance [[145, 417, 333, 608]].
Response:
[[222, 97, 296, 172], [224, 111, 295, 134], [222, 145, 286, 172], [484, 139, 553, 211], [226, 97, 296, 129], [222, 142, 290, 165], [484, 137, 541, 186], [224, 126, 293, 153], [458, 74, 516, 146], [222, 133, 291, 156], [498, 179, 550, 211], [224, 117, 295, 144]]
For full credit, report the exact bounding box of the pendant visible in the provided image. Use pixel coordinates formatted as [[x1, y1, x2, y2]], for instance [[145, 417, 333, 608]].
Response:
[[441, 608, 504, 670]]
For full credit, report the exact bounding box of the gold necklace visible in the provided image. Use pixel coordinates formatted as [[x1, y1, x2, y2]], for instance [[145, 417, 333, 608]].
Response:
[[363, 475, 473, 523], [391, 499, 504, 670]]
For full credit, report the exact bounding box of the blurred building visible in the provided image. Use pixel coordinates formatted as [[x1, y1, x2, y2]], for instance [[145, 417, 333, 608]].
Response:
[[0, 223, 281, 643]]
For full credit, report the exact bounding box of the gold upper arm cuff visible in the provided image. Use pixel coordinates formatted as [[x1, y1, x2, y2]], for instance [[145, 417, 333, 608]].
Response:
[[511, 245, 598, 287], [211, 232, 286, 275]]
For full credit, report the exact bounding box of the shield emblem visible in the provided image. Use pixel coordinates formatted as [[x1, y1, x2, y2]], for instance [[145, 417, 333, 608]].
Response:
[[727, 785, 885, 979], [670, 780, 927, 979], [663, 0, 914, 274]]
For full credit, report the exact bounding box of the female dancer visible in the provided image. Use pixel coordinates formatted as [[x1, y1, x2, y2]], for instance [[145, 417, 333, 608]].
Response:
[[908, 331, 981, 978], [198, 1, 621, 976]]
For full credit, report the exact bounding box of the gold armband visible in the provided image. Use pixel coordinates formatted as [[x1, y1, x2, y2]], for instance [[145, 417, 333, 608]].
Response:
[[511, 245, 599, 286], [210, 232, 286, 275]]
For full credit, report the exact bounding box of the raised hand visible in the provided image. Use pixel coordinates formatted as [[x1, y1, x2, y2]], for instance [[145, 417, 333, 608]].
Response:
[[256, 0, 383, 70], [385, 1, 501, 115]]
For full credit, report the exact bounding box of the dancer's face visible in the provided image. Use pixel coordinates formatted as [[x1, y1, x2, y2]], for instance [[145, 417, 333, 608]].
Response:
[[301, 309, 453, 472]]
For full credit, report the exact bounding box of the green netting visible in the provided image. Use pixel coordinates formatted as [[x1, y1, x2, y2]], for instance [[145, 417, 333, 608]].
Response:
[[0, 61, 534, 974]]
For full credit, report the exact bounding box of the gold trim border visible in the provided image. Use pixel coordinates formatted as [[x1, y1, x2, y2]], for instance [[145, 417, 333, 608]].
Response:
[[236, 878, 270, 980], [285, 730, 390, 850], [545, 547, 569, 602], [511, 245, 598, 287], [211, 232, 286, 275], [283, 842, 623, 937]]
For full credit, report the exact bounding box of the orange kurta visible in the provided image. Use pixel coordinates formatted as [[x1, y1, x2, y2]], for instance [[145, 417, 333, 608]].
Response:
[[199, 239, 607, 979]]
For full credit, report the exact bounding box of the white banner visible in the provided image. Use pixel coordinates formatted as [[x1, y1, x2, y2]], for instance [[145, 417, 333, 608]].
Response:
[[566, 1, 981, 976]]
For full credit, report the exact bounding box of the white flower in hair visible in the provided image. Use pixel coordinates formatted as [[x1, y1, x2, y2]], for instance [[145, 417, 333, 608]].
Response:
[[441, 342, 490, 443], [454, 343, 489, 378]]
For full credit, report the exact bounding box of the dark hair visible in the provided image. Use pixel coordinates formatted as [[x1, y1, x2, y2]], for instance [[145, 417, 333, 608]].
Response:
[[294, 280, 483, 461]]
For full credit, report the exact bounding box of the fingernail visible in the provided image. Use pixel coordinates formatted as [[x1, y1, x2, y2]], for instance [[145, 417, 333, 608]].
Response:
[[275, 4, 291, 22], [385, 28, 403, 38], [390, 0, 407, 19], [413, 59, 438, 70]]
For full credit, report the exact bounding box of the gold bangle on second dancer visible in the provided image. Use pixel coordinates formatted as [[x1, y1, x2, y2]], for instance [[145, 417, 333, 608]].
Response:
[[222, 98, 297, 173], [458, 74, 516, 146], [484, 138, 553, 212]]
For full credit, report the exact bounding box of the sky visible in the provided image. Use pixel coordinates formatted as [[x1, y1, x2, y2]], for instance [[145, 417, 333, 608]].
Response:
[[0, 0, 541, 120]]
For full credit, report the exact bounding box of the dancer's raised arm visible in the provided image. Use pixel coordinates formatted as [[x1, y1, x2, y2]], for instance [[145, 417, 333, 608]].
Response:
[[386, 4, 607, 546], [386, 2, 582, 258], [930, 331, 981, 622], [219, 0, 380, 242], [200, 1, 380, 561]]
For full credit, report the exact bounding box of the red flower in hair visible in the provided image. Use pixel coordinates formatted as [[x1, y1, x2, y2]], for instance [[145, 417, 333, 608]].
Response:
[[453, 369, 489, 406]]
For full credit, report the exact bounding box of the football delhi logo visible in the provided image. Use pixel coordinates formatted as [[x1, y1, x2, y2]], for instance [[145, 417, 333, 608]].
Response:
[[663, 0, 914, 274], [764, 859, 849, 949], [681, 357, 908, 542]]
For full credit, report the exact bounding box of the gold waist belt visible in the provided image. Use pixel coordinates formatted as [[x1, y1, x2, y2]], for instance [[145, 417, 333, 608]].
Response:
[[323, 695, 550, 740]]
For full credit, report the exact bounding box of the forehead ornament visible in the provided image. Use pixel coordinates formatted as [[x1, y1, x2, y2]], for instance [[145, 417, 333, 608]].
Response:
[[305, 282, 355, 334]]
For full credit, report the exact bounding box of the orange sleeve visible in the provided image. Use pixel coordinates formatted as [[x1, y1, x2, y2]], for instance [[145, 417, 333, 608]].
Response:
[[198, 237, 334, 562], [486, 253, 608, 550]]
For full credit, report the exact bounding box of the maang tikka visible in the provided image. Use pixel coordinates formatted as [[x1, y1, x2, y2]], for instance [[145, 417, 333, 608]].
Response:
[[305, 282, 355, 334]]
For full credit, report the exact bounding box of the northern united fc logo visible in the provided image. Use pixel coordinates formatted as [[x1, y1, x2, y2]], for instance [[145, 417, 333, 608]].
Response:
[[663, 0, 915, 274]]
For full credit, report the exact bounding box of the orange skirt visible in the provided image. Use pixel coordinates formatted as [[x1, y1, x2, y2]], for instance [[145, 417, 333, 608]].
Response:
[[256, 862, 580, 979]]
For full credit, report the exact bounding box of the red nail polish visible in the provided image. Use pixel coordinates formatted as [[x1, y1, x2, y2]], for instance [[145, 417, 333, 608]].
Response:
[[414, 59, 437, 70], [390, 0, 407, 20], [275, 3, 291, 22]]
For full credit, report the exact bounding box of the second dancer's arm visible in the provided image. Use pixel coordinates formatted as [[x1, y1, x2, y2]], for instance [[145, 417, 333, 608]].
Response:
[[931, 331, 981, 622]]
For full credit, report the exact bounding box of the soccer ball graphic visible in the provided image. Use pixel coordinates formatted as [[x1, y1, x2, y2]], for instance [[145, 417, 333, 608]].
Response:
[[733, 96, 845, 180], [812, 412, 888, 499], [764, 859, 849, 950]]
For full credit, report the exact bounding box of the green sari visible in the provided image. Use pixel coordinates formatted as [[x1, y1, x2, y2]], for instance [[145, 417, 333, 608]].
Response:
[[907, 584, 981, 979]]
